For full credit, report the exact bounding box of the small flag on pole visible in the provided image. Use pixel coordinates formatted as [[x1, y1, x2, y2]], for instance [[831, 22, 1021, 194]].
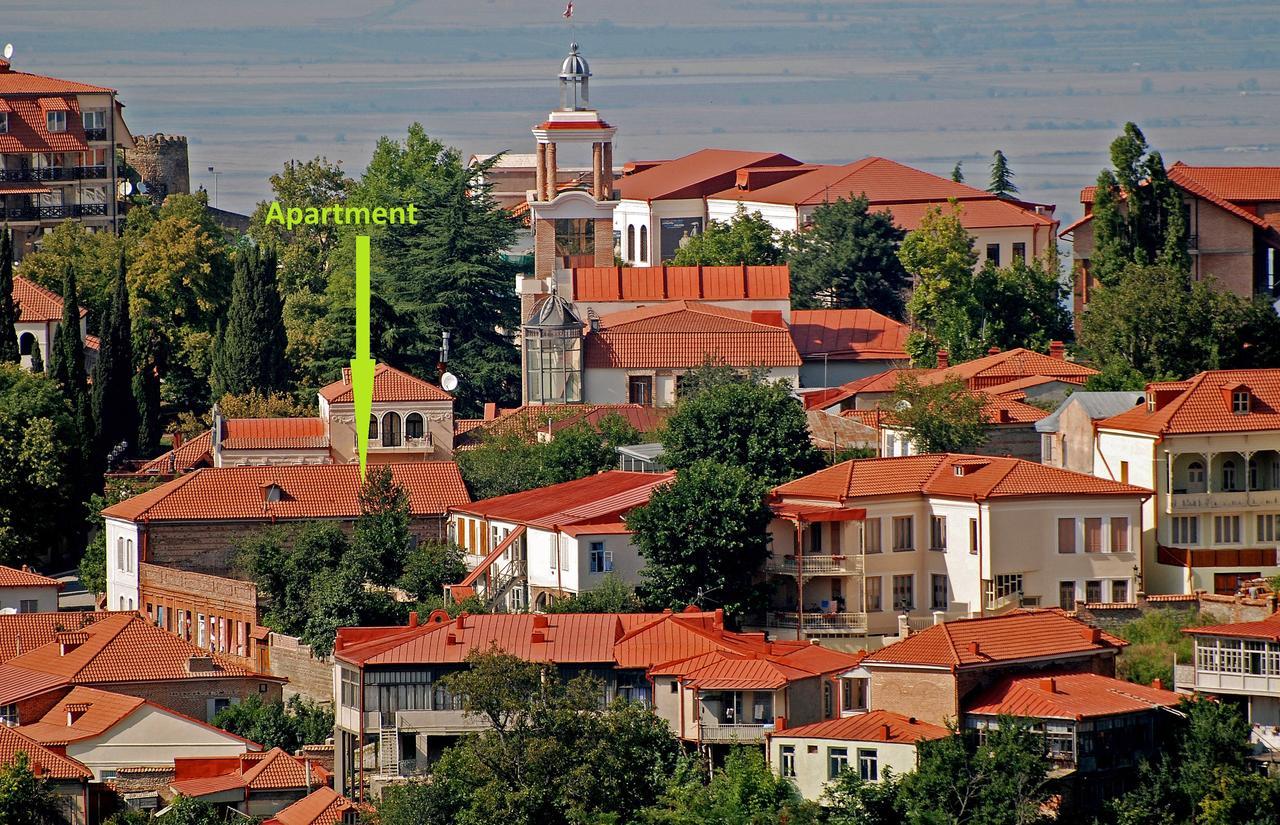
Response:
[[563, 2, 574, 18]]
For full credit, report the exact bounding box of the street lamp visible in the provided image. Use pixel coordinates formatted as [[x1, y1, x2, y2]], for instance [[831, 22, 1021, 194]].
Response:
[[207, 165, 219, 209]]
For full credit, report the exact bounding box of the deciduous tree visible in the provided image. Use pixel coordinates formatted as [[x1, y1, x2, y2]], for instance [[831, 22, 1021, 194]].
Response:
[[0, 752, 66, 825], [351, 466, 412, 585], [398, 540, 467, 601], [788, 195, 909, 318], [889, 374, 990, 454], [670, 204, 785, 266], [900, 205, 981, 363], [645, 747, 820, 825]]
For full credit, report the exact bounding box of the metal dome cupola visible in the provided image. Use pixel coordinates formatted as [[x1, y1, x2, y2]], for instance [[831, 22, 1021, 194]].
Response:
[[558, 42, 591, 111], [522, 288, 585, 405]]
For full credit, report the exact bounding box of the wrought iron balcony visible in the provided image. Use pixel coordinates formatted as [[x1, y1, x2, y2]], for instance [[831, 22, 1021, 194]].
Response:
[[84, 128, 108, 141], [0, 203, 110, 221], [0, 165, 124, 182]]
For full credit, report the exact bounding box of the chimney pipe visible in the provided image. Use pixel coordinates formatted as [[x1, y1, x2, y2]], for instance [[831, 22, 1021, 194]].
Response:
[[408, 611, 419, 628], [936, 350, 950, 370], [882, 723, 891, 740], [774, 715, 786, 731], [1040, 677, 1056, 693]]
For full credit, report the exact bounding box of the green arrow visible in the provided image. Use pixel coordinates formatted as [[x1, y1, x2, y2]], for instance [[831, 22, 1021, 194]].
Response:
[[351, 235, 375, 478]]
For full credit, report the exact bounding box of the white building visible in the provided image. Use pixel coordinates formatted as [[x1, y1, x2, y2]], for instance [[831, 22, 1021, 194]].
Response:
[[766, 454, 1152, 641], [1178, 612, 1280, 752], [1092, 370, 1280, 594], [12, 276, 93, 372], [0, 564, 60, 613]]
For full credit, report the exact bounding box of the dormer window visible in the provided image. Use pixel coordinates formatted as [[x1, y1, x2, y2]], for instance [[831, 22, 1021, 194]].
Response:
[[1146, 392, 1156, 413], [1232, 390, 1250, 414], [46, 110, 66, 133], [954, 465, 965, 477], [263, 483, 285, 503]]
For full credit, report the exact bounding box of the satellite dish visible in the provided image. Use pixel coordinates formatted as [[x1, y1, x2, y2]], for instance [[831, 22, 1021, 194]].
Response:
[[2, 44, 12, 60], [118, 180, 134, 197], [440, 372, 459, 392]]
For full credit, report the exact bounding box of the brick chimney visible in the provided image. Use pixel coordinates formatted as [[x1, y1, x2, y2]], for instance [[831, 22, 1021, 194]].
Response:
[[1083, 626, 1102, 644], [1040, 677, 1056, 693], [967, 641, 980, 655], [1151, 678, 1163, 691], [987, 346, 1001, 356], [408, 611, 418, 628], [1049, 340, 1065, 360], [173, 431, 185, 450], [936, 349, 949, 369], [533, 614, 550, 629], [774, 715, 786, 731], [882, 723, 892, 740], [483, 403, 498, 420]]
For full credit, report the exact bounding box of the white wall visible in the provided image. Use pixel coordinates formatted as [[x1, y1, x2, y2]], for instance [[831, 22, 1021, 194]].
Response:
[[583, 366, 800, 406], [104, 518, 142, 612], [572, 532, 644, 593], [65, 704, 252, 780], [705, 199, 800, 233], [613, 198, 708, 265], [771, 734, 920, 802], [0, 585, 59, 613]]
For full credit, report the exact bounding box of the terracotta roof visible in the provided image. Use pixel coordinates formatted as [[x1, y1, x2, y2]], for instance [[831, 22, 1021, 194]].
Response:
[[881, 198, 1056, 231], [918, 348, 1096, 390], [1184, 612, 1280, 642], [788, 309, 910, 361], [679, 654, 814, 690], [452, 470, 671, 528], [220, 418, 329, 450], [773, 709, 949, 743], [802, 369, 923, 410], [0, 97, 89, 154], [1099, 369, 1280, 436], [13, 276, 86, 323], [265, 787, 356, 825], [965, 671, 1181, 720], [838, 409, 888, 428], [862, 611, 1126, 670], [571, 265, 790, 303], [319, 363, 452, 404], [4, 613, 270, 685], [0, 726, 92, 781], [771, 453, 1150, 504], [1166, 165, 1275, 232], [102, 462, 469, 522], [0, 565, 60, 589], [18, 686, 144, 743], [584, 301, 802, 369], [1167, 162, 1280, 203], [618, 149, 802, 201], [136, 431, 213, 475], [0, 612, 117, 664], [171, 749, 325, 798], [456, 404, 668, 447], [0, 663, 71, 706], [0, 60, 114, 95], [242, 748, 322, 790]]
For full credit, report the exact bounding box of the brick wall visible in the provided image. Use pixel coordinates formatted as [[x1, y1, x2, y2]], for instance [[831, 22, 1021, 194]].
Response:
[[534, 218, 555, 281], [594, 218, 614, 266], [869, 669, 957, 726], [1076, 591, 1277, 631], [268, 632, 335, 705], [96, 676, 283, 722], [140, 563, 260, 668]]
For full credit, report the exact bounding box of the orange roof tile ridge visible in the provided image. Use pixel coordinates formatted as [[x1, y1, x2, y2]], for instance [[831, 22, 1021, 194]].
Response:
[[983, 456, 1025, 501]]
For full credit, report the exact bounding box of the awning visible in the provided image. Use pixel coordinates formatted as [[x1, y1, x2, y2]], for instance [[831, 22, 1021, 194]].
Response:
[[36, 97, 71, 112], [771, 504, 867, 523], [0, 183, 50, 195]]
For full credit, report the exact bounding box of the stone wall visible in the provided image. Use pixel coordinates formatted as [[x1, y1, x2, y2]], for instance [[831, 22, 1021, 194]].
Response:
[[127, 133, 190, 203], [268, 632, 335, 705], [1075, 591, 1278, 631]]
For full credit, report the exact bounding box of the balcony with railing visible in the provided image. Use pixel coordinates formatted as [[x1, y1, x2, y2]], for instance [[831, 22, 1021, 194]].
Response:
[[766, 554, 863, 577], [698, 721, 767, 743], [768, 611, 868, 634], [0, 165, 124, 183], [84, 128, 108, 142], [0, 203, 110, 221]]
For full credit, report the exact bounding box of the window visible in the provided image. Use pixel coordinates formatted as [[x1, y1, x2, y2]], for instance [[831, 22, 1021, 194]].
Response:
[[18, 599, 38, 613], [969, 518, 979, 555], [0, 704, 17, 725], [892, 574, 914, 611], [931, 574, 949, 611], [46, 111, 66, 133], [589, 542, 613, 573], [930, 516, 947, 551], [554, 217, 595, 263], [639, 225, 648, 262], [994, 574, 1023, 602], [1012, 242, 1026, 263], [986, 243, 1000, 266], [197, 614, 207, 648], [1059, 581, 1076, 611], [126, 540, 133, 572], [1084, 518, 1103, 553], [828, 747, 849, 779], [405, 412, 424, 439], [892, 516, 914, 551], [1188, 461, 1205, 486], [626, 225, 635, 261], [779, 745, 796, 778], [810, 524, 822, 554], [1041, 434, 1053, 463], [864, 518, 881, 553], [628, 375, 653, 406], [1223, 460, 1238, 491], [82, 110, 106, 131], [368, 414, 378, 440], [0, 113, 7, 134], [382, 411, 402, 447], [1233, 390, 1250, 414], [865, 577, 882, 612], [1112, 579, 1129, 603], [1172, 515, 1199, 545], [1120, 461, 1129, 484], [1251, 459, 1259, 490], [857, 748, 879, 782], [117, 536, 126, 570], [1085, 580, 1102, 603], [1110, 517, 1129, 552], [1258, 514, 1280, 542], [1214, 515, 1242, 544], [1057, 518, 1076, 553]]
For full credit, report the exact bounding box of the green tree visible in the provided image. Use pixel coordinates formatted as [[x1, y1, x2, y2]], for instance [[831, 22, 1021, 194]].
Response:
[[629, 460, 772, 619], [899, 722, 1050, 825], [0, 229, 19, 364], [28, 340, 42, 374], [972, 252, 1073, 351], [543, 413, 642, 484], [15, 220, 121, 333], [951, 161, 965, 183], [900, 205, 982, 364], [787, 195, 908, 318], [48, 267, 93, 473], [351, 466, 412, 586], [661, 366, 819, 487], [987, 150, 1018, 198], [210, 695, 334, 753], [888, 374, 989, 454], [91, 253, 136, 463], [211, 245, 288, 397], [1112, 609, 1215, 687], [1088, 123, 1189, 285], [823, 768, 906, 825], [644, 746, 820, 825], [398, 540, 467, 601], [249, 156, 353, 295], [544, 574, 646, 613], [670, 204, 785, 266], [0, 752, 65, 825], [456, 430, 555, 500], [162, 795, 225, 825]]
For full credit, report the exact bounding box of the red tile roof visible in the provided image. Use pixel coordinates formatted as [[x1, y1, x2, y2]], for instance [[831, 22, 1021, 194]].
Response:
[[772, 454, 1150, 504], [919, 348, 1096, 390], [1099, 369, 1280, 436], [0, 726, 92, 781], [710, 157, 984, 205], [881, 198, 1056, 231], [102, 462, 469, 522], [773, 709, 949, 743], [0, 612, 117, 664], [1183, 612, 1280, 642], [452, 470, 672, 529], [319, 363, 452, 404], [220, 418, 329, 450], [171, 748, 324, 797], [136, 431, 214, 476], [18, 686, 144, 743], [0, 565, 60, 589], [571, 265, 790, 303], [862, 611, 1126, 671], [1167, 162, 1280, 203], [964, 671, 1181, 720], [585, 301, 802, 369], [0, 97, 90, 154], [456, 404, 668, 447], [788, 309, 910, 361], [265, 787, 356, 825], [13, 276, 85, 323], [0, 60, 114, 95], [618, 149, 802, 201]]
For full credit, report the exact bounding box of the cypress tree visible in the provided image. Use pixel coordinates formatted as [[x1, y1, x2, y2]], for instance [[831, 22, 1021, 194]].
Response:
[[0, 228, 19, 364], [950, 161, 964, 184], [28, 338, 43, 373], [212, 245, 288, 396], [49, 266, 91, 441], [988, 150, 1018, 198], [91, 251, 136, 462], [134, 358, 162, 457]]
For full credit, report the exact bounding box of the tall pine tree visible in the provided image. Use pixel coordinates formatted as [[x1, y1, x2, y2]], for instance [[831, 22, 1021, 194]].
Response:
[[950, 161, 964, 183], [0, 229, 19, 364], [988, 150, 1018, 198], [28, 338, 43, 373], [212, 245, 288, 396], [92, 252, 136, 462]]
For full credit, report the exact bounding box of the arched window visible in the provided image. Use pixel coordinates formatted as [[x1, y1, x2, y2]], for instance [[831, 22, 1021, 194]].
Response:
[[1223, 460, 1237, 491], [626, 225, 635, 261], [368, 415, 378, 440], [382, 411, 402, 447], [639, 225, 648, 263], [117, 537, 125, 571], [18, 333, 34, 356], [1188, 461, 1205, 486], [405, 412, 424, 440]]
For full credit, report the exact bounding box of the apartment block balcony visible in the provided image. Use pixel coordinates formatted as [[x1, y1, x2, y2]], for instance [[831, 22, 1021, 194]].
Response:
[[698, 721, 767, 744], [84, 128, 108, 142], [768, 611, 868, 635], [0, 204, 110, 221], [1170, 490, 1280, 511], [0, 165, 124, 183], [766, 554, 863, 577]]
